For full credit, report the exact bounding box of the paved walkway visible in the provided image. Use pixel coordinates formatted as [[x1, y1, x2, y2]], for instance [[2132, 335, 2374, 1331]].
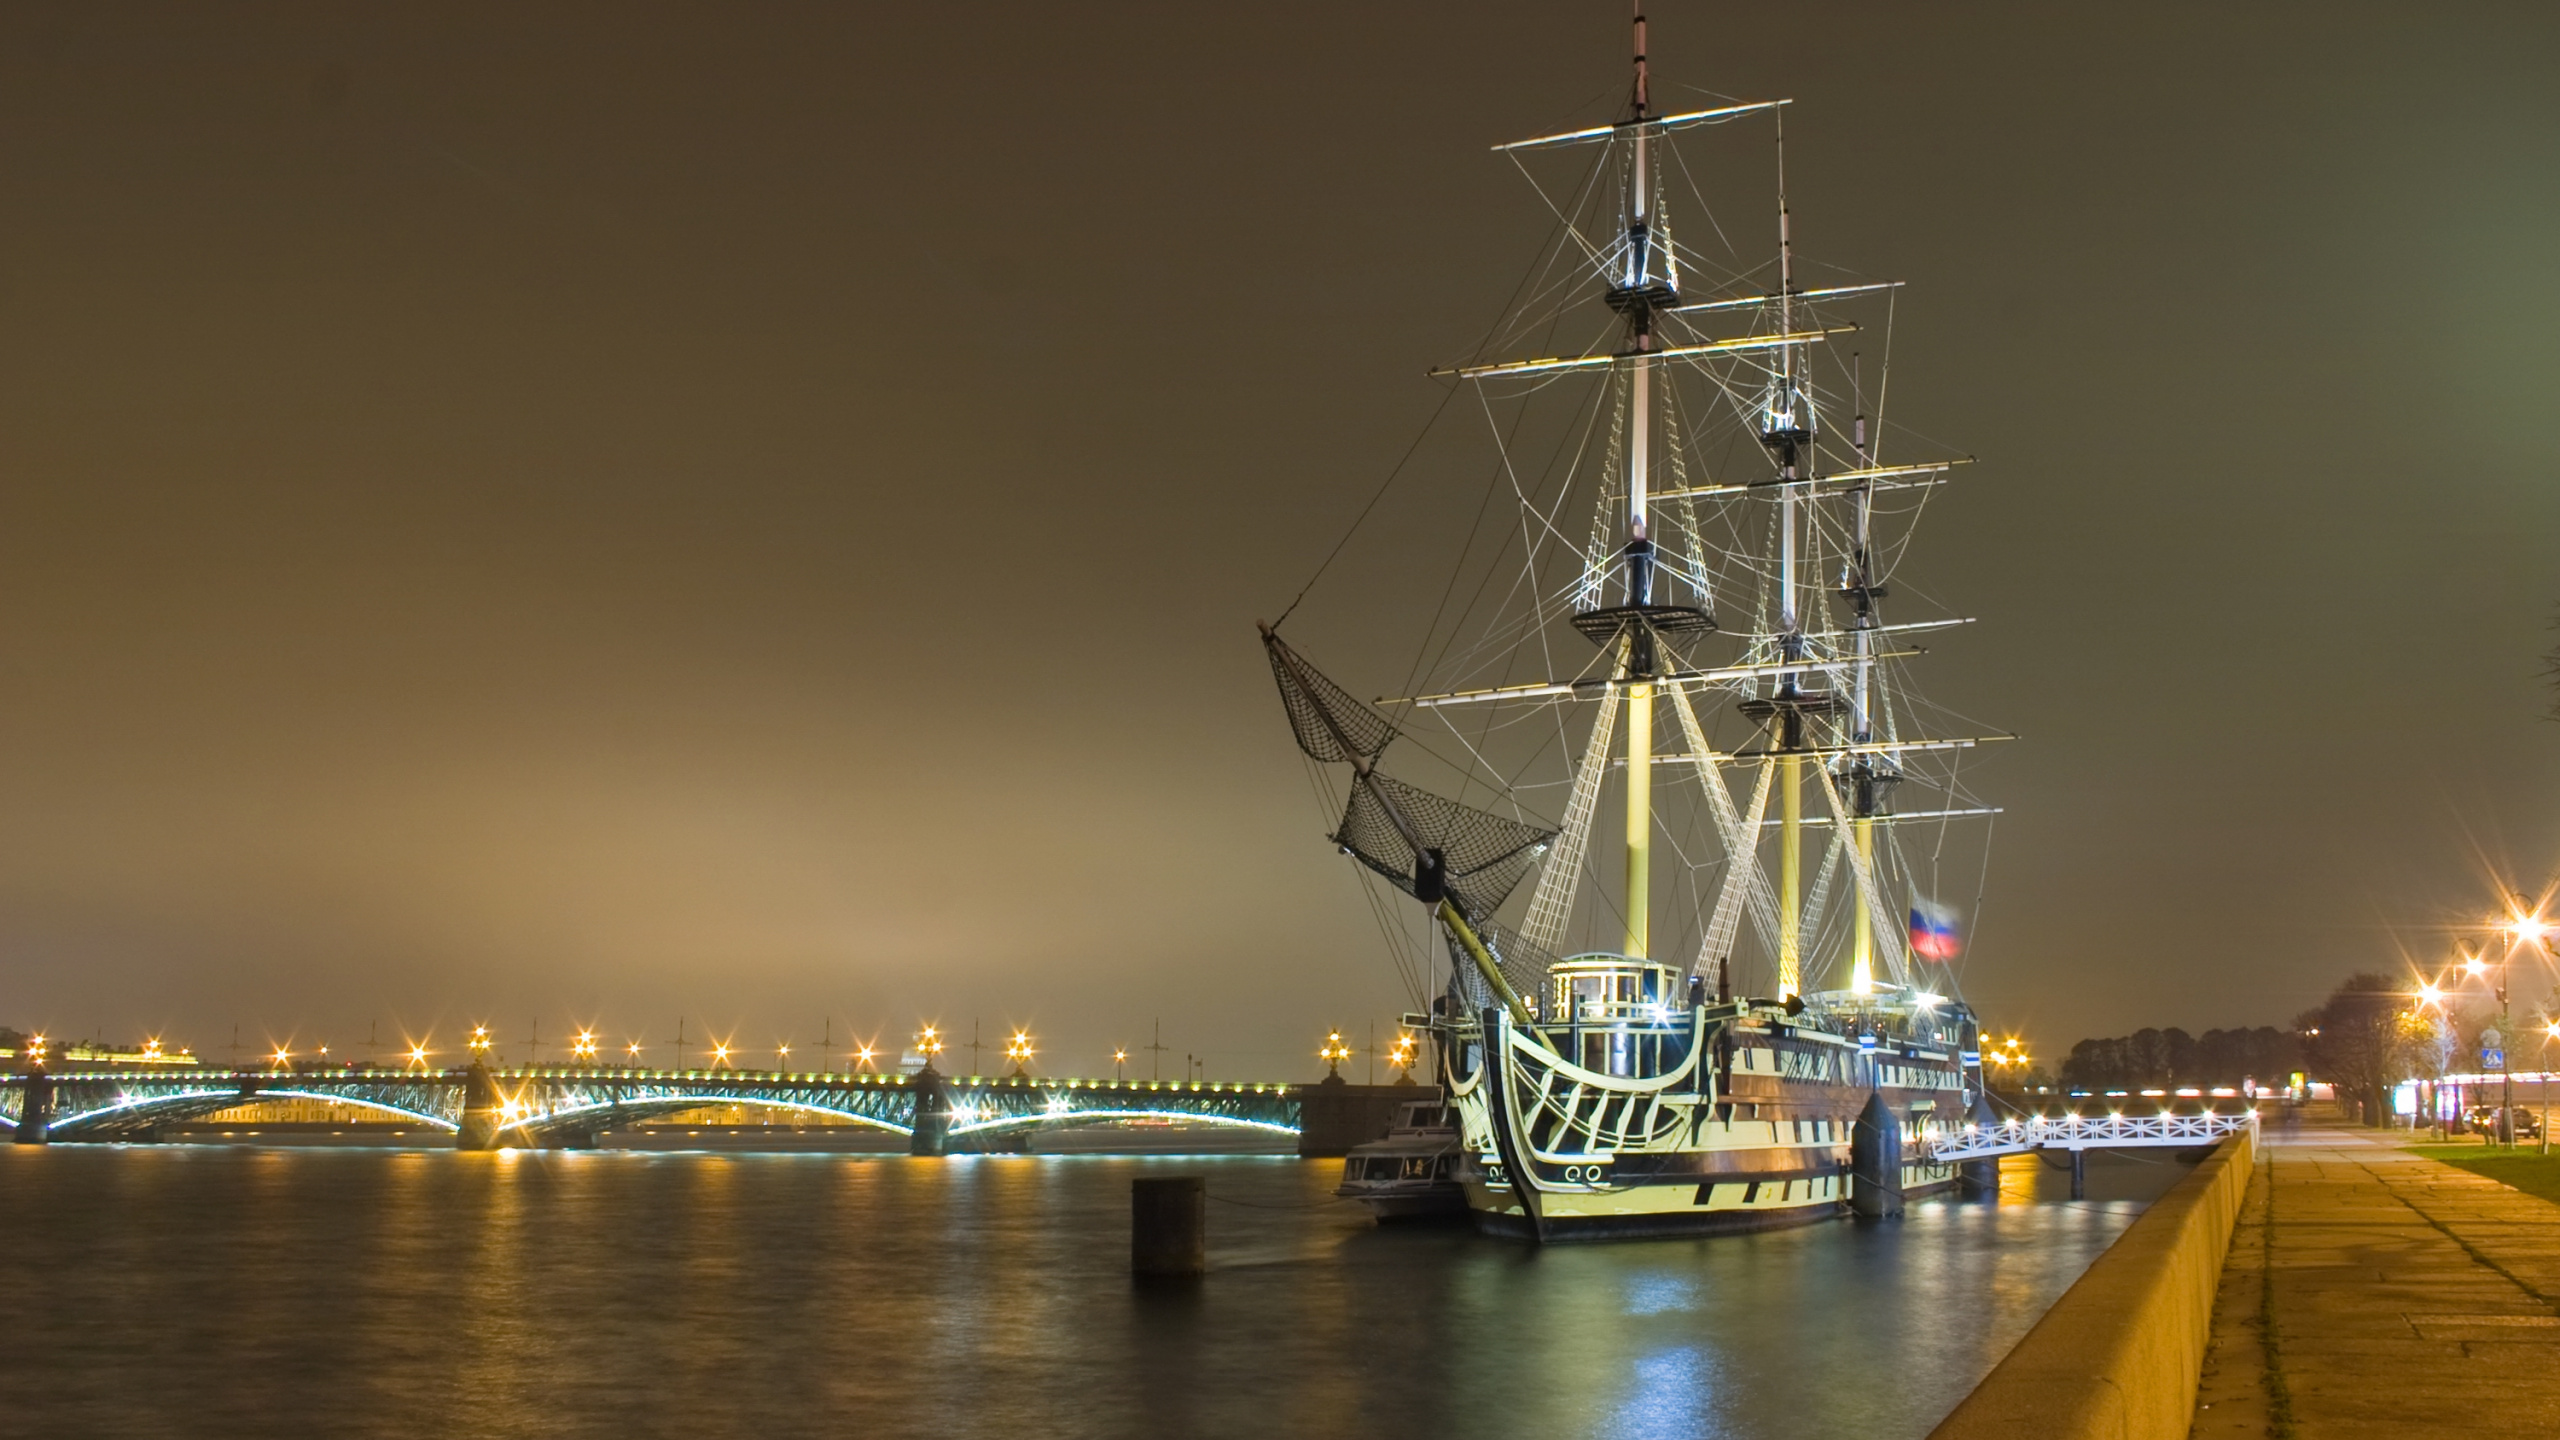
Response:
[[2191, 1118, 2560, 1438]]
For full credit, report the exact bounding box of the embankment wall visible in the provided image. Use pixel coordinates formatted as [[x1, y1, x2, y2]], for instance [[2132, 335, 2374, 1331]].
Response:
[[1928, 1129, 2254, 1440]]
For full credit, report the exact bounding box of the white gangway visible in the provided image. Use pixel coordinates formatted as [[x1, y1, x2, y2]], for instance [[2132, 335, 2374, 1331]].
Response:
[[1926, 1109, 2259, 1163]]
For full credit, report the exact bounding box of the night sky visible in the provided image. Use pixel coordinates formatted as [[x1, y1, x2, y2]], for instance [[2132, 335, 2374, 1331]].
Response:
[[0, 3, 2554, 1075]]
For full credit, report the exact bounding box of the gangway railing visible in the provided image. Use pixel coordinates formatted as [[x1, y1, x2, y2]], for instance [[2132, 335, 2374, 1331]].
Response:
[[1925, 1109, 2257, 1162]]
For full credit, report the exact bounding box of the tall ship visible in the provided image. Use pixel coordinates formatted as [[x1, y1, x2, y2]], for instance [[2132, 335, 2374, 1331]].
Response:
[[1262, 8, 2000, 1241]]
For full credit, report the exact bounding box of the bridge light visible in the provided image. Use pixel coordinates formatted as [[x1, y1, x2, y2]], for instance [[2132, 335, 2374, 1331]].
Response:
[[711, 1042, 732, 1068], [1319, 1031, 1353, 1075]]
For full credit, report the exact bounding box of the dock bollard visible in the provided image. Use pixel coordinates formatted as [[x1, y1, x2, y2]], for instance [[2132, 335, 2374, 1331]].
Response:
[[1131, 1176, 1206, 1279]]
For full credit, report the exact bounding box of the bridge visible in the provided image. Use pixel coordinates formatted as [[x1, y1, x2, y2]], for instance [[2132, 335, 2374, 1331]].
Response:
[[0, 1063, 1385, 1155]]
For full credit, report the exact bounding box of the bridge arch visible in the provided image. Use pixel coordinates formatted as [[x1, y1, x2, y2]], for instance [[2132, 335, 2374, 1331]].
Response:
[[44, 1087, 459, 1139], [507, 1093, 914, 1143], [947, 1107, 1300, 1140]]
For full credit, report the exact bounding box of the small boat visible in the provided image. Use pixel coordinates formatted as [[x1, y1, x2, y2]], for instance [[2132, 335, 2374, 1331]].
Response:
[[1336, 1093, 1468, 1218]]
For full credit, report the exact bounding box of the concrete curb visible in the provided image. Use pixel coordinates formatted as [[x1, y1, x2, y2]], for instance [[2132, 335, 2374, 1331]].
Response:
[[1927, 1129, 2255, 1440]]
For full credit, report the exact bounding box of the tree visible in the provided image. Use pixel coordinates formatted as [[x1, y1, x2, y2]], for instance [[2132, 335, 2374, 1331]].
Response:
[[2299, 972, 2407, 1126]]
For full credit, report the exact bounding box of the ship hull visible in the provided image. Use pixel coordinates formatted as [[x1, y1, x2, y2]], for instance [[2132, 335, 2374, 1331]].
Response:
[[1446, 1003, 1968, 1242]]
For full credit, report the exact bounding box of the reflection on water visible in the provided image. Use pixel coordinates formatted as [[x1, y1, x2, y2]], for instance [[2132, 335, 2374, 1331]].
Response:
[[0, 1144, 2182, 1438]]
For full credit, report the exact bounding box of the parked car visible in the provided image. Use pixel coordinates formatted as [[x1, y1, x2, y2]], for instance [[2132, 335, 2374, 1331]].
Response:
[[2463, 1105, 2543, 1141]]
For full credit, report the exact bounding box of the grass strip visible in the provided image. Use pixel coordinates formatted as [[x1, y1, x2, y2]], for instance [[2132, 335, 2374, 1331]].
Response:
[[2405, 1144, 2560, 1207]]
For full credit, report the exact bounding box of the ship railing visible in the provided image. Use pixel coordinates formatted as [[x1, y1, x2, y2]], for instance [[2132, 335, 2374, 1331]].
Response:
[[1922, 1108, 2258, 1162]]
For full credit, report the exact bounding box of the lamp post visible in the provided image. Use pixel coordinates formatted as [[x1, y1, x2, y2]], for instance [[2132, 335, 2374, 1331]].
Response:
[[1320, 1030, 1353, 1078], [2493, 897, 2560, 1147], [2450, 948, 2512, 1146], [2416, 982, 2451, 1139]]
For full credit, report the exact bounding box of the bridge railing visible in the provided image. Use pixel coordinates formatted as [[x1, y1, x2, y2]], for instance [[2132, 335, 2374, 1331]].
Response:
[[1924, 1109, 2258, 1162]]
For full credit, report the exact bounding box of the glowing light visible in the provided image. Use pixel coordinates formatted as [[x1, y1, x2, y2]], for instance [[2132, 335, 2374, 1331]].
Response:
[[142, 1038, 163, 1059], [2463, 955, 2488, 977], [2510, 905, 2552, 945], [1045, 1095, 1071, 1115], [916, 1025, 945, 1059], [469, 1025, 492, 1054], [1319, 1030, 1353, 1072], [2419, 982, 2445, 1007], [573, 1030, 599, 1061], [271, 1047, 291, 1067], [1913, 992, 1943, 1009], [408, 1045, 430, 1067], [711, 1042, 732, 1067], [777, 1044, 791, 1062], [626, 1041, 642, 1057]]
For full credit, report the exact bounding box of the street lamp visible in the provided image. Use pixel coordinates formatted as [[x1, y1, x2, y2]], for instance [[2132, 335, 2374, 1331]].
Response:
[[1113, 1048, 1128, 1081], [1320, 1030, 1353, 1077], [1005, 1030, 1034, 1078]]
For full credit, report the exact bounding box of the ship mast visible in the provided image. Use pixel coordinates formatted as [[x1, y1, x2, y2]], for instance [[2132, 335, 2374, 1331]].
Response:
[[1622, 4, 1654, 960], [1845, 358, 1883, 996], [1766, 112, 1808, 998]]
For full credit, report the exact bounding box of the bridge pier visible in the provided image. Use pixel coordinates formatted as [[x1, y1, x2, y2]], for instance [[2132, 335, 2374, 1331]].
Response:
[[908, 1065, 949, 1156], [12, 1067, 52, 1144], [1293, 1075, 1413, 1157], [455, 1061, 504, 1151]]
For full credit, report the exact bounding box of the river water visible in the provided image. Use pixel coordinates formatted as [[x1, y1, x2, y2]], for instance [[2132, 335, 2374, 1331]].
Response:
[[0, 1143, 2182, 1438]]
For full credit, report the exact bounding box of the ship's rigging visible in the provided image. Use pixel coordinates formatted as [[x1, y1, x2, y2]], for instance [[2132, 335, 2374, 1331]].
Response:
[[1267, 5, 2007, 1019]]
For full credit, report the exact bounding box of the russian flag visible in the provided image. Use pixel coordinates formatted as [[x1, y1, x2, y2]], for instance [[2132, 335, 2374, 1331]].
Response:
[[1909, 898, 1963, 961]]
